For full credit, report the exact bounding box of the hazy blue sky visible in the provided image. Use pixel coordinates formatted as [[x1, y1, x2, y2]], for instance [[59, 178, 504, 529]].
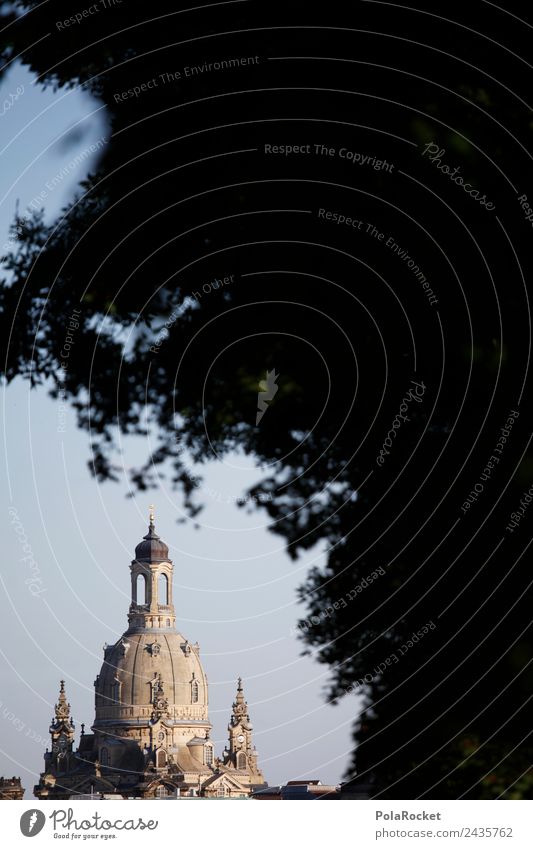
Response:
[[0, 62, 359, 797]]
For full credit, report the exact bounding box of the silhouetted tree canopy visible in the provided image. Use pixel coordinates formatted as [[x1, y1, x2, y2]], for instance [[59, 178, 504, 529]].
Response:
[[2, 0, 533, 797]]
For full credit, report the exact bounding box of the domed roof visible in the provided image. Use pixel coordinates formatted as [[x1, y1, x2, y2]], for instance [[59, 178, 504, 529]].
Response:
[[134, 520, 169, 563], [94, 631, 208, 723]]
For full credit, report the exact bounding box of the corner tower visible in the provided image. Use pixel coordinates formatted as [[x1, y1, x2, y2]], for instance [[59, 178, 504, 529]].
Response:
[[222, 678, 265, 788], [48, 681, 76, 770]]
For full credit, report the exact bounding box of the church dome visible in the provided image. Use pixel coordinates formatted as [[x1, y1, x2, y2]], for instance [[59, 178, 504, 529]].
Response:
[[94, 631, 208, 723], [36, 516, 266, 800], [134, 522, 169, 563]]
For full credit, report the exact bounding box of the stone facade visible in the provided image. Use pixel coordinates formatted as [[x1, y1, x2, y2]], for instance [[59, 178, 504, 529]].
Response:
[[0, 777, 24, 800], [34, 515, 267, 799]]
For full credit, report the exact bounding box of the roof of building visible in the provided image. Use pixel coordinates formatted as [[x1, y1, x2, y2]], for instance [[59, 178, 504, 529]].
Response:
[[134, 519, 170, 563], [173, 746, 212, 774], [201, 771, 249, 791]]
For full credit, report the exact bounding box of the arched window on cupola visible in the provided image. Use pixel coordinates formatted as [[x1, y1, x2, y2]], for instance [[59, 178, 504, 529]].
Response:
[[191, 678, 199, 703], [156, 749, 167, 768], [136, 573, 146, 605], [237, 752, 246, 770], [100, 747, 109, 766], [205, 745, 214, 766], [158, 572, 169, 605]]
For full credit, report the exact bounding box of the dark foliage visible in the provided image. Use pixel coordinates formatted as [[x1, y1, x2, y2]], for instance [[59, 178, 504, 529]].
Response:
[[2, 0, 533, 796]]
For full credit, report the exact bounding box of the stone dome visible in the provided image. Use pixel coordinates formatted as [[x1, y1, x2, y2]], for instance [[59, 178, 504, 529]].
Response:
[[134, 522, 169, 563], [94, 631, 208, 724]]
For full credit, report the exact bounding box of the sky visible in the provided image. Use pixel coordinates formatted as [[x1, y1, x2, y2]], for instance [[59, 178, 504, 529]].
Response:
[[0, 61, 358, 797]]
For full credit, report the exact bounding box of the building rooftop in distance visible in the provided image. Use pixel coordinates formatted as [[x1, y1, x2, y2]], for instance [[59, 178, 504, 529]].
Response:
[[252, 780, 340, 800]]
